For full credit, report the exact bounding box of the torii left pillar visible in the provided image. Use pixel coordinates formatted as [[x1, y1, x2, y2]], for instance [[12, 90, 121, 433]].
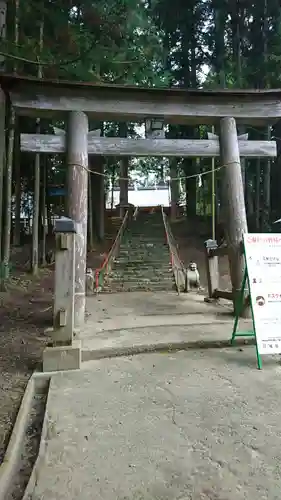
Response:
[[66, 111, 89, 329], [219, 117, 248, 317]]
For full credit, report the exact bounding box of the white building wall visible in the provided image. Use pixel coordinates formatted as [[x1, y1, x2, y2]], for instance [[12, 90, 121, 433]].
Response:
[[106, 188, 170, 208]]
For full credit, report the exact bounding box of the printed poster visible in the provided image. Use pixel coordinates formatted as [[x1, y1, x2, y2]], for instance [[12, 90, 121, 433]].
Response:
[[244, 233, 281, 355]]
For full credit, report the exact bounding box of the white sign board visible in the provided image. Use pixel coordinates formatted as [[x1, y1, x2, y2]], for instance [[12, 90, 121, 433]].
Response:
[[244, 233, 281, 355]]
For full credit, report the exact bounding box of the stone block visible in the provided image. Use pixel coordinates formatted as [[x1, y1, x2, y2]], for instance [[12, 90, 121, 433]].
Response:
[[43, 340, 81, 372]]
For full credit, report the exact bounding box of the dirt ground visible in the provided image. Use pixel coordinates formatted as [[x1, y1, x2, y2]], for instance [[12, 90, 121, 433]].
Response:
[[0, 215, 228, 465], [0, 235, 114, 464]]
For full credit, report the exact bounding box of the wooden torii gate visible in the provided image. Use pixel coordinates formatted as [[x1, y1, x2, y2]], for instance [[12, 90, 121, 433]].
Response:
[[1, 74, 280, 329], [20, 127, 276, 232]]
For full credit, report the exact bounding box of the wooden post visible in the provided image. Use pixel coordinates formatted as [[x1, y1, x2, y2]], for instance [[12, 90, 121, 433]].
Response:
[[53, 230, 75, 345], [66, 111, 88, 329], [204, 239, 219, 300], [219, 117, 248, 315], [43, 216, 81, 372]]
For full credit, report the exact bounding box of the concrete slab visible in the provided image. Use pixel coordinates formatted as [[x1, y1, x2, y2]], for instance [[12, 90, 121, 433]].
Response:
[[84, 292, 232, 335], [82, 323, 254, 361], [43, 340, 81, 372], [26, 348, 281, 499], [81, 291, 251, 359]]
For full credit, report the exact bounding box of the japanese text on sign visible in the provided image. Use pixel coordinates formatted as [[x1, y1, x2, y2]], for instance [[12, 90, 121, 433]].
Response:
[[244, 233, 281, 355]]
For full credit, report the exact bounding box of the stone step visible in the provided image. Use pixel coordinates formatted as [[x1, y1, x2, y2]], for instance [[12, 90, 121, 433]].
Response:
[[120, 245, 168, 250], [118, 254, 169, 259], [111, 268, 172, 274], [120, 242, 168, 246], [115, 258, 170, 263], [120, 250, 168, 254], [124, 233, 164, 237], [106, 276, 173, 283], [121, 243, 166, 248], [109, 269, 172, 276], [103, 212, 175, 292], [119, 250, 169, 255], [125, 229, 165, 233], [119, 245, 169, 250], [120, 248, 168, 252], [114, 264, 170, 269], [102, 284, 174, 292], [106, 270, 172, 278], [111, 262, 171, 268], [111, 278, 172, 284], [115, 257, 170, 262], [116, 263, 170, 268]]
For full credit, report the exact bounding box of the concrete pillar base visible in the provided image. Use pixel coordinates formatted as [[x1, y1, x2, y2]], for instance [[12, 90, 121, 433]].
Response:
[[43, 340, 81, 372]]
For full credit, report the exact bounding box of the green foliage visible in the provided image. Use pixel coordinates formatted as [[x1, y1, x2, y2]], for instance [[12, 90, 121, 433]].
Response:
[[4, 0, 281, 220], [4, 0, 169, 85]]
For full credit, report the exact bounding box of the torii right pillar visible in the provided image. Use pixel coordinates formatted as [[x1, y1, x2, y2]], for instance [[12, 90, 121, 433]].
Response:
[[66, 111, 89, 329], [219, 117, 249, 317]]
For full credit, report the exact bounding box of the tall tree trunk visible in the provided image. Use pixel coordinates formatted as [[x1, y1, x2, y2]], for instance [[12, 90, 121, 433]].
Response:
[[262, 127, 271, 231], [32, 123, 40, 274], [99, 164, 105, 240], [214, 2, 226, 87], [255, 159, 261, 230], [46, 193, 52, 235], [13, 121, 21, 245], [90, 156, 105, 241], [261, 0, 271, 231], [189, 24, 199, 217], [0, 1, 6, 73], [119, 157, 129, 215], [232, 1, 246, 191], [88, 165, 94, 250], [0, 89, 5, 263], [31, 13, 44, 274], [182, 17, 199, 220], [13, 0, 19, 73], [245, 169, 254, 218], [110, 166, 116, 210], [184, 159, 197, 217], [12, 0, 20, 246], [213, 0, 228, 238], [41, 156, 47, 265], [3, 107, 15, 279], [2, 0, 17, 279], [170, 158, 179, 219], [0, 1, 7, 263], [119, 123, 129, 217], [159, 164, 164, 183]]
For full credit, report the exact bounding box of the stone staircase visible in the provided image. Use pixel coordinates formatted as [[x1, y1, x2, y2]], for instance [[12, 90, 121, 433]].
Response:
[[103, 210, 174, 292]]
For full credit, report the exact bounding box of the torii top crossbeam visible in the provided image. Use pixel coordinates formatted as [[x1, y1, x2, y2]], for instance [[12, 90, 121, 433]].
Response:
[[1, 73, 281, 125]]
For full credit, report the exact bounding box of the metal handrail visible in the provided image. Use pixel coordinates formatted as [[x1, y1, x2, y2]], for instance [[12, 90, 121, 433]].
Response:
[[161, 206, 187, 294], [95, 210, 129, 291]]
